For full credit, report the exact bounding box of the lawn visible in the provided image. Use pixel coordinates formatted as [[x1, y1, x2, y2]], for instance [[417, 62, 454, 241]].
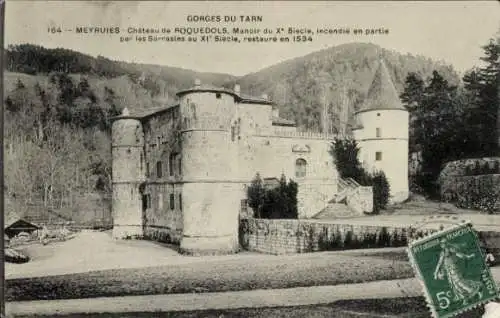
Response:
[[6, 251, 414, 301], [10, 297, 486, 318]]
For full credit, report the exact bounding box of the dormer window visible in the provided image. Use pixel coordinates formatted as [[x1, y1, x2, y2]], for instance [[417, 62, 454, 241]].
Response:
[[216, 93, 222, 99]]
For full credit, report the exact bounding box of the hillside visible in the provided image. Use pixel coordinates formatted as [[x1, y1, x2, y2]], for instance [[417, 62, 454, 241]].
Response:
[[5, 43, 459, 132], [235, 43, 459, 131]]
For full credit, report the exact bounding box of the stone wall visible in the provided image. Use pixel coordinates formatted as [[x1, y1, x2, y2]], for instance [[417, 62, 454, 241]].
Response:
[[439, 158, 500, 212], [239, 218, 421, 255], [346, 185, 373, 215], [239, 218, 500, 255]]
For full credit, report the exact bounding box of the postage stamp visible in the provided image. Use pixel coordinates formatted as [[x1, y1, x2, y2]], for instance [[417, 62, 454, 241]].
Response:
[[407, 222, 499, 318]]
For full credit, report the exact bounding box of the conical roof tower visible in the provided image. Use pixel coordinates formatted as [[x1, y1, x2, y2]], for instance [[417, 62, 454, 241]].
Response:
[[356, 58, 405, 114]]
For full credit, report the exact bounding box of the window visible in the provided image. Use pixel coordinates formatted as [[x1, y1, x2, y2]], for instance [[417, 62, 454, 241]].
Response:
[[216, 93, 222, 99], [146, 163, 150, 177], [178, 156, 182, 175], [241, 199, 248, 213], [156, 161, 163, 178], [169, 154, 175, 176], [170, 193, 175, 210], [179, 193, 183, 211], [231, 125, 236, 142], [142, 194, 151, 211], [377, 113, 381, 117], [158, 193, 163, 210], [375, 152, 382, 161], [295, 158, 307, 178], [376, 128, 381, 138]]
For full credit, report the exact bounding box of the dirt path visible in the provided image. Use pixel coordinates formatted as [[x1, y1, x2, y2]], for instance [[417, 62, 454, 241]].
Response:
[[5, 230, 407, 280], [6, 273, 500, 317], [3, 278, 426, 316]]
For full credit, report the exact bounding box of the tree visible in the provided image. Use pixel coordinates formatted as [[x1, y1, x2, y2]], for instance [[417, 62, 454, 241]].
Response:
[[247, 173, 265, 218], [331, 137, 391, 213], [463, 33, 500, 154], [247, 173, 298, 219], [401, 70, 476, 197], [330, 137, 363, 180]]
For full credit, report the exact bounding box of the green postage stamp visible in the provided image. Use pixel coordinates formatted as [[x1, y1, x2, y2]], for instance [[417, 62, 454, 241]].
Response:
[[407, 222, 499, 318]]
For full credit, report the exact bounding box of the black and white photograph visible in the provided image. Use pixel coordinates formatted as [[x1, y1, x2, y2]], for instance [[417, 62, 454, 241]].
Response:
[[2, 1, 500, 317]]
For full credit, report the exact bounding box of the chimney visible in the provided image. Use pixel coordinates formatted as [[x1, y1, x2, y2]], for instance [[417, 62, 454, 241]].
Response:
[[194, 79, 201, 87], [272, 108, 279, 118], [261, 93, 268, 100], [234, 84, 241, 94]]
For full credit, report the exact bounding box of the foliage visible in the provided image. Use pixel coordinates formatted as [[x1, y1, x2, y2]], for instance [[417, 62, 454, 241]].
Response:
[[329, 138, 363, 180], [316, 226, 407, 251], [464, 162, 500, 176], [247, 173, 265, 218], [247, 173, 298, 219], [402, 30, 500, 197], [371, 171, 391, 213], [453, 181, 500, 214], [331, 137, 391, 213], [4, 75, 118, 223]]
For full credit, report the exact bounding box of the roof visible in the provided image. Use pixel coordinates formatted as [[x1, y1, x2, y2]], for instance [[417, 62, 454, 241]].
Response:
[[112, 82, 277, 121], [111, 105, 179, 121], [129, 105, 179, 118], [5, 213, 21, 228], [272, 116, 296, 127], [176, 83, 274, 106], [5, 216, 41, 230], [356, 58, 406, 114], [238, 93, 274, 105]]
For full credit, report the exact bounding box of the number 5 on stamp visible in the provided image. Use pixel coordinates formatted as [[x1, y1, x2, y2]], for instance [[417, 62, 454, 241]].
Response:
[[407, 222, 499, 318]]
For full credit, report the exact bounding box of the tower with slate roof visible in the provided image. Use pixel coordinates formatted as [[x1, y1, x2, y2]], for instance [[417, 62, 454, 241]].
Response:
[[353, 58, 410, 203]]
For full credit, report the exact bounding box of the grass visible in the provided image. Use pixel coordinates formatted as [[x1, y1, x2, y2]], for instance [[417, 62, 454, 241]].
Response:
[[10, 297, 486, 318], [6, 252, 414, 301]]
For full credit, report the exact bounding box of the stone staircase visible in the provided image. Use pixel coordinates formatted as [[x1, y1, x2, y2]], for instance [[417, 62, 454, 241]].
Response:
[[312, 178, 372, 219], [312, 202, 356, 219], [331, 178, 360, 204]]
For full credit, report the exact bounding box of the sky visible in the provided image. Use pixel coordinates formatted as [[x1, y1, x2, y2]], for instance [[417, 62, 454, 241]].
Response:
[[4, 1, 500, 76]]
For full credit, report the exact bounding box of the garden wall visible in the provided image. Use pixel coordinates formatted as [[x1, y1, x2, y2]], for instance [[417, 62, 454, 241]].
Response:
[[239, 218, 500, 255], [239, 218, 428, 255], [439, 158, 500, 212]]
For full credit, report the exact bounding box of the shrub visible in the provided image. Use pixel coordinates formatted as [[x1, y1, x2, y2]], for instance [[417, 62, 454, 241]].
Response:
[[247, 173, 298, 219], [378, 227, 391, 247], [474, 161, 482, 175], [331, 138, 391, 213], [344, 230, 354, 248], [454, 178, 500, 214], [372, 171, 391, 213]]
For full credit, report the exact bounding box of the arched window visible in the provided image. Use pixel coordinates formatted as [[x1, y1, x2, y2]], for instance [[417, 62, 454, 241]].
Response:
[[295, 158, 307, 178]]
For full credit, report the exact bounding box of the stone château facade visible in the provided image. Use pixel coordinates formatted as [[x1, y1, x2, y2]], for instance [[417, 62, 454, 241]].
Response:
[[111, 59, 409, 255]]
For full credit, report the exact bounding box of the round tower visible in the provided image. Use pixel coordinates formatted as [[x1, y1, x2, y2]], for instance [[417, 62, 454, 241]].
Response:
[[354, 59, 409, 203], [111, 107, 146, 239], [177, 80, 241, 255]]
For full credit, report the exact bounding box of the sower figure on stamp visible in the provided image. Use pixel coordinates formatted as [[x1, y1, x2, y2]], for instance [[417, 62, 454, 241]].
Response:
[[433, 239, 483, 306]]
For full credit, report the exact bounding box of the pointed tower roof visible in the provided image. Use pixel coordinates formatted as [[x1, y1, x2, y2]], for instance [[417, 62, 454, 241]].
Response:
[[356, 58, 406, 114]]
